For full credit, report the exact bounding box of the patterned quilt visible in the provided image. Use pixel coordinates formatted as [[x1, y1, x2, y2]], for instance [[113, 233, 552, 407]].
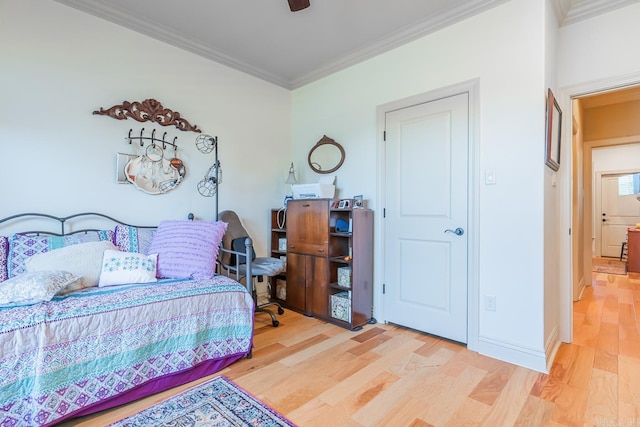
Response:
[[0, 276, 254, 426]]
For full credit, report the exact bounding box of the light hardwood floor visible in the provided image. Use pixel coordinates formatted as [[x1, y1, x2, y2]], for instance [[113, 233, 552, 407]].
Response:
[[65, 271, 640, 426]]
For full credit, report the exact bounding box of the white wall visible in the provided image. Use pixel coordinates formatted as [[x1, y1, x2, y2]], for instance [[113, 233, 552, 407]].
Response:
[[0, 0, 292, 255], [558, 3, 640, 89], [593, 144, 640, 171], [543, 0, 562, 372], [292, 0, 549, 371]]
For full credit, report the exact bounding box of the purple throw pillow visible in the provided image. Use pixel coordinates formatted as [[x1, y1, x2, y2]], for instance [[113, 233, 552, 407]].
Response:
[[147, 220, 227, 279]]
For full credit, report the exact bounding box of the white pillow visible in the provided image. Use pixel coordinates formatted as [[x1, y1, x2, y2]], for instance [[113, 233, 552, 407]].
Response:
[[25, 240, 118, 293], [98, 249, 158, 287], [0, 270, 80, 306]]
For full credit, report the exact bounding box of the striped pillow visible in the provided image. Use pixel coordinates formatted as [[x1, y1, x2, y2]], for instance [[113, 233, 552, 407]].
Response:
[[0, 236, 8, 283], [147, 220, 227, 279], [114, 225, 156, 254]]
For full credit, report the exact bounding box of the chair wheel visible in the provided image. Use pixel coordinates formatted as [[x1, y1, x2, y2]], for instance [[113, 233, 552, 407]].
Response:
[[278, 307, 285, 315], [272, 320, 280, 327]]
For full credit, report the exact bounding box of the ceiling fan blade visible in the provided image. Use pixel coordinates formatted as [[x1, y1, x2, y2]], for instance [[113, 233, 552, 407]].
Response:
[[288, 0, 310, 12]]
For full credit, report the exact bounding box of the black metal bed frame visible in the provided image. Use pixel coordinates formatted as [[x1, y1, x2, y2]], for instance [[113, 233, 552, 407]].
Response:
[[0, 212, 155, 236], [0, 212, 253, 284]]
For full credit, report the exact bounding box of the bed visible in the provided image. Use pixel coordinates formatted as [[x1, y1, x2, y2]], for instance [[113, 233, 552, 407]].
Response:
[[0, 213, 255, 426]]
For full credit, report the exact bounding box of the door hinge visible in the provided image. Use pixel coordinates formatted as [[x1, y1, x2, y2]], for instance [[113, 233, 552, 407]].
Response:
[[383, 130, 386, 141], [569, 228, 571, 235], [383, 208, 386, 218], [383, 283, 386, 294]]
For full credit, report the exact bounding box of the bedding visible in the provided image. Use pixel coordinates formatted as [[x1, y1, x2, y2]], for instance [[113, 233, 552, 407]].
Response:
[[0, 277, 254, 426], [7, 230, 114, 278], [148, 220, 227, 279], [114, 224, 156, 254], [0, 270, 80, 306], [25, 240, 118, 293], [97, 249, 158, 287], [0, 213, 255, 426]]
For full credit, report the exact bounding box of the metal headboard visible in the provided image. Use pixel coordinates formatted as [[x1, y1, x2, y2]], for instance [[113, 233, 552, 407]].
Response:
[[0, 212, 156, 236], [0, 212, 253, 287]]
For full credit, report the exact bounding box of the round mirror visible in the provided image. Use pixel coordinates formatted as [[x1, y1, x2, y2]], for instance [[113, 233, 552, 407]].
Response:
[[308, 135, 345, 174]]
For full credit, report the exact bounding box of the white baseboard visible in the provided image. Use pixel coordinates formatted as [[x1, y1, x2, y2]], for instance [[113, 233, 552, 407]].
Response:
[[575, 276, 585, 302], [545, 326, 561, 373], [478, 336, 548, 373]]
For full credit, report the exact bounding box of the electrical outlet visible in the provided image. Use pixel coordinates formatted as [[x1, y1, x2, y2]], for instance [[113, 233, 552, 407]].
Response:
[[485, 295, 496, 311]]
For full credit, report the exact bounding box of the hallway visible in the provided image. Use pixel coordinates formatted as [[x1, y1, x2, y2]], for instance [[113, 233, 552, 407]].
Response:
[[531, 270, 640, 425]]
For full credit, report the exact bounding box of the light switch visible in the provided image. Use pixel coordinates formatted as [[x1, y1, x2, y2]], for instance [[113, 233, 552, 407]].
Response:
[[485, 169, 496, 185]]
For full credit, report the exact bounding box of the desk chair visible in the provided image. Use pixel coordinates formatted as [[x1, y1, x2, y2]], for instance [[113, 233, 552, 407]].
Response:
[[218, 210, 285, 327]]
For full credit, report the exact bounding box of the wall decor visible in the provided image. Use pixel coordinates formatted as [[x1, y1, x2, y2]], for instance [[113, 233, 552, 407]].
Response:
[[125, 144, 184, 195], [116, 153, 137, 184], [195, 135, 222, 219], [308, 135, 345, 174], [545, 88, 562, 171], [93, 98, 201, 133], [118, 128, 186, 194]]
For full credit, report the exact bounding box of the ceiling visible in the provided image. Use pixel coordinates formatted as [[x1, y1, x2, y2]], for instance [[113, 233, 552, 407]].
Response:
[[54, 0, 638, 89]]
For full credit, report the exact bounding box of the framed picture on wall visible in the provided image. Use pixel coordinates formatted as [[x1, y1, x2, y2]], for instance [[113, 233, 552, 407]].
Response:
[[545, 88, 562, 171]]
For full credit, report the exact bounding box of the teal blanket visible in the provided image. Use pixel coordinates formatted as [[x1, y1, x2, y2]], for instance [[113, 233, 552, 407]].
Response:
[[0, 277, 254, 426]]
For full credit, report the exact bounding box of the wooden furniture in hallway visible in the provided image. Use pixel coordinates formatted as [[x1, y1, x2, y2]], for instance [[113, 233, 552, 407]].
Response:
[[626, 227, 640, 272]]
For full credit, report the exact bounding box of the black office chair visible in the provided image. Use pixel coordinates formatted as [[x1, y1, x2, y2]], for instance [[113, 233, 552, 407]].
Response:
[[217, 210, 285, 327]]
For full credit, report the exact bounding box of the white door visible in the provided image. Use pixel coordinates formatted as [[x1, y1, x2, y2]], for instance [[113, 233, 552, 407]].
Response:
[[383, 93, 469, 343], [600, 174, 640, 257]]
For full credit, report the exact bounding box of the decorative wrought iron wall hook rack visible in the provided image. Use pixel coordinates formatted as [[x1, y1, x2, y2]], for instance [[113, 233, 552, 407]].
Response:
[[127, 128, 178, 150]]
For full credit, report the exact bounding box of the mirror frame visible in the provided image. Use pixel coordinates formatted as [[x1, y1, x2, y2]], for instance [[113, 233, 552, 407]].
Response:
[[308, 135, 345, 174]]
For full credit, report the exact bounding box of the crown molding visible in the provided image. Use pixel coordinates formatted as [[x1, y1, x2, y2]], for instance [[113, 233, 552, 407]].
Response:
[[561, 0, 639, 26], [53, 0, 292, 88], [551, 0, 573, 25], [55, 0, 508, 90], [291, 0, 509, 88]]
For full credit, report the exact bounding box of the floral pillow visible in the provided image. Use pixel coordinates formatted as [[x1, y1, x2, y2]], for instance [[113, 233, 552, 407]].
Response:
[[0, 270, 80, 307], [147, 220, 227, 279], [98, 249, 158, 287]]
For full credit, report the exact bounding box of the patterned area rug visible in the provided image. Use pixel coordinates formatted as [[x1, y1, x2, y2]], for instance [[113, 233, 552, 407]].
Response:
[[592, 257, 627, 275], [109, 376, 296, 427]]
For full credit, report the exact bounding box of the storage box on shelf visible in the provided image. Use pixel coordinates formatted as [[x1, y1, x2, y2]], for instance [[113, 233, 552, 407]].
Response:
[[331, 291, 351, 322]]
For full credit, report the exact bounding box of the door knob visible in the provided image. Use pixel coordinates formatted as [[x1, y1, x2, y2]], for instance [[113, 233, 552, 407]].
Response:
[[444, 227, 464, 236]]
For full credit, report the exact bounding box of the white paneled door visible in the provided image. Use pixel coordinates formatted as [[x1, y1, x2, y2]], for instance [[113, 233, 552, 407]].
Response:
[[383, 92, 469, 343], [600, 174, 640, 257]]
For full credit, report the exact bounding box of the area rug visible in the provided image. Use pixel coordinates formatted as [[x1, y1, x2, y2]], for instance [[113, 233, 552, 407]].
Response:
[[592, 257, 627, 275], [109, 376, 296, 427]]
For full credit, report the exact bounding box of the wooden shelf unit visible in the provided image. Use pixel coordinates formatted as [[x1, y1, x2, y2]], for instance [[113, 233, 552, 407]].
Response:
[[269, 208, 288, 301], [273, 199, 373, 330]]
